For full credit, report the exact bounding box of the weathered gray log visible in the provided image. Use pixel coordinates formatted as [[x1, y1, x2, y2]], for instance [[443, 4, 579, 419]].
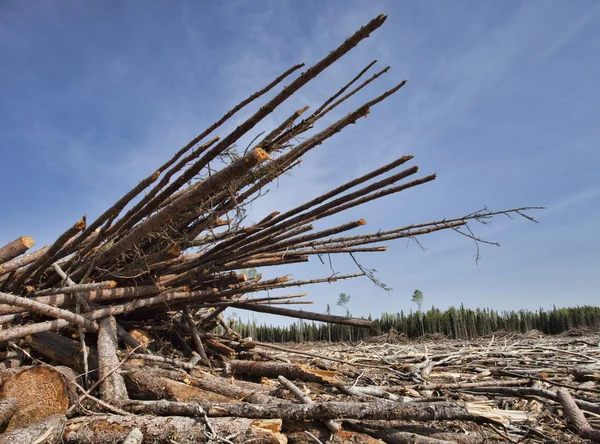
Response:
[[0, 414, 66, 444], [97, 316, 128, 404], [123, 399, 474, 421], [63, 415, 285, 444], [232, 302, 373, 327], [0, 397, 17, 427]]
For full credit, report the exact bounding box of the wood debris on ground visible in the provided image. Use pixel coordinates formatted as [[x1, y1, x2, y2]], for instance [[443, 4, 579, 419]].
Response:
[[0, 12, 586, 444]]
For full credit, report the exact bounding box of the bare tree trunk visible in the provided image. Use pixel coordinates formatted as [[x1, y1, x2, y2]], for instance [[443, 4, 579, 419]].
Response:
[[97, 316, 128, 404], [0, 414, 66, 444], [232, 303, 372, 328], [0, 398, 17, 427], [63, 415, 286, 444], [123, 399, 474, 422]]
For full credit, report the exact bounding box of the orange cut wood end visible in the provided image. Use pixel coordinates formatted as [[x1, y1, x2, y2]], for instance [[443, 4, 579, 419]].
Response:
[[20, 236, 35, 249], [297, 105, 310, 115], [167, 244, 182, 258], [252, 148, 272, 163], [358, 219, 367, 226], [107, 281, 118, 288], [151, 170, 161, 181], [75, 220, 86, 230]]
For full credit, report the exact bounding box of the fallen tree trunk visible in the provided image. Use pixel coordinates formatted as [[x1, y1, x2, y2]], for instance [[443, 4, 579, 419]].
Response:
[[231, 303, 373, 327], [63, 415, 286, 444], [0, 414, 66, 444], [97, 316, 128, 404], [123, 399, 475, 421], [0, 237, 35, 266]]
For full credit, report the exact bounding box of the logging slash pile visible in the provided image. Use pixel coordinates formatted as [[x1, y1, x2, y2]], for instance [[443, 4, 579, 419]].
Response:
[[0, 13, 591, 444]]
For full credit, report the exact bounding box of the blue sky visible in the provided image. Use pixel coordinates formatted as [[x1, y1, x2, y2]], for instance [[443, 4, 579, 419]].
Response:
[[1, 1, 599, 324]]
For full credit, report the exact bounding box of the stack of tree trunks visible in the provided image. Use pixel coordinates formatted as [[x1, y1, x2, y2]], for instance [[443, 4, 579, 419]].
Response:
[[0, 13, 581, 444]]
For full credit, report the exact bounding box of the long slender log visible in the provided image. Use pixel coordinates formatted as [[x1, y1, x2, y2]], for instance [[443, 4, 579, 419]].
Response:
[[0, 414, 66, 444], [268, 246, 388, 256], [97, 316, 129, 404], [231, 302, 372, 328], [0, 291, 98, 332], [312, 60, 377, 117], [288, 221, 467, 251], [0, 246, 49, 276], [248, 219, 366, 257], [259, 105, 310, 149], [123, 364, 274, 404], [0, 284, 165, 317], [318, 66, 391, 119], [33, 280, 117, 296], [123, 399, 475, 422], [124, 368, 234, 403], [0, 237, 35, 265]]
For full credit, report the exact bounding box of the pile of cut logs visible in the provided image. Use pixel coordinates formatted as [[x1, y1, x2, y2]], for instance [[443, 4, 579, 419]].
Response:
[[0, 13, 586, 444]]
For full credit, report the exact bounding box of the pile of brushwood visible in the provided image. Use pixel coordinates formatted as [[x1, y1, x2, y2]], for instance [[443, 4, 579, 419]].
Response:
[[1, 13, 593, 444]]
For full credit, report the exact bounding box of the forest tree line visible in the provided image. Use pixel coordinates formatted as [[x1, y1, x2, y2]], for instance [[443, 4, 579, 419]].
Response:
[[223, 304, 600, 343]]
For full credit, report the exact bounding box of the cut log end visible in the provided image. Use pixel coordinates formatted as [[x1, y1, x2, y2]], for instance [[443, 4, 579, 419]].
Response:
[[0, 366, 69, 431], [20, 237, 35, 249], [298, 105, 310, 115]]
